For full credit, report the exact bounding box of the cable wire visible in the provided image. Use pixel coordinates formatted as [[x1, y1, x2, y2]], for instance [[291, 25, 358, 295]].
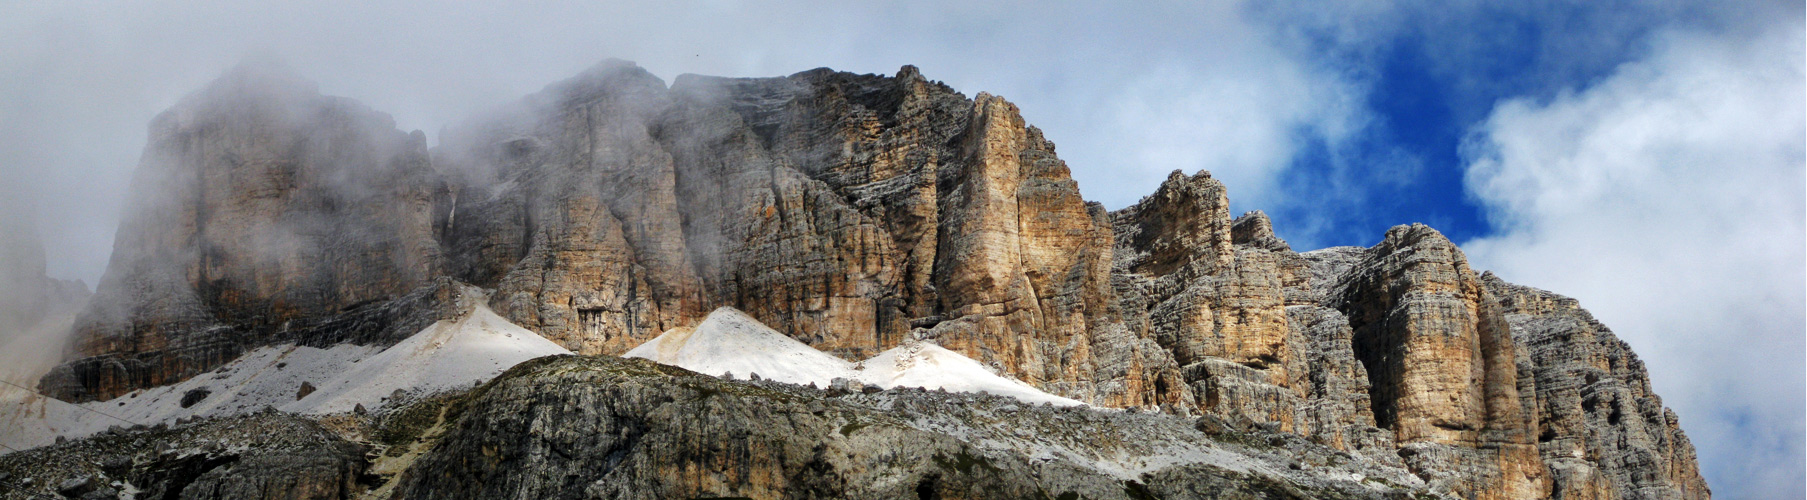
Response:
[[0, 379, 142, 428]]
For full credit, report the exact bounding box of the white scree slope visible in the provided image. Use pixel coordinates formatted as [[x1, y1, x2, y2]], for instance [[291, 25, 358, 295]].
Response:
[[625, 307, 1082, 407], [0, 297, 570, 450]]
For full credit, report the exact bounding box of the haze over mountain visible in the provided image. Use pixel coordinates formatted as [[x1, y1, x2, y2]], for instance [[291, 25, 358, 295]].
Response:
[[0, 57, 1715, 500], [0, 2, 1798, 498]]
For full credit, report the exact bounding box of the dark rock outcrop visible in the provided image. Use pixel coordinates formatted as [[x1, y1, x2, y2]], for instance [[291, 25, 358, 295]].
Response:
[[392, 354, 1446, 500], [0, 412, 370, 500]]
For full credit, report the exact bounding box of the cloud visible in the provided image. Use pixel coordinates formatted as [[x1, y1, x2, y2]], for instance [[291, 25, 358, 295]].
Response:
[[0, 1, 1366, 284], [1025, 3, 1368, 213], [1461, 18, 1804, 499], [1093, 46, 1362, 211], [2, 3, 1794, 496]]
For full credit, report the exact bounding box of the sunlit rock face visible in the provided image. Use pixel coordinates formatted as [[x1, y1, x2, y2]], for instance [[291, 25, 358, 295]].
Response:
[[1485, 274, 1712, 500], [1321, 224, 1549, 500], [435, 62, 1188, 410], [36, 59, 1706, 500]]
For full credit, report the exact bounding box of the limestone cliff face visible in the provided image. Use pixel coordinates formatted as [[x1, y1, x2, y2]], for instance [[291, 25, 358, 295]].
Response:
[[39, 59, 1708, 500], [1109, 170, 1701, 499], [435, 62, 1186, 409], [436, 60, 708, 357], [43, 61, 457, 401], [1484, 274, 1710, 500], [1318, 224, 1548, 500]]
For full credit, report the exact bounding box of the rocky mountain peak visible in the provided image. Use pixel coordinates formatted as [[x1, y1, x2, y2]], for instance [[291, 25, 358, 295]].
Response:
[[1112, 168, 1234, 277], [0, 204, 90, 338], [540, 57, 668, 110], [19, 60, 1709, 500], [44, 60, 455, 402], [1230, 210, 1290, 252]]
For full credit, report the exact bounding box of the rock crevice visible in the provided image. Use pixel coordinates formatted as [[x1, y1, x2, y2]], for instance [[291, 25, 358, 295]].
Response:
[[38, 59, 1709, 500]]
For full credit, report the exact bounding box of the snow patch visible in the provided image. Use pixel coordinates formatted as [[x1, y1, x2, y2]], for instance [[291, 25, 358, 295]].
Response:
[[294, 301, 570, 414], [624, 307, 1081, 407], [1, 295, 569, 451], [858, 342, 1082, 407], [624, 307, 853, 388]]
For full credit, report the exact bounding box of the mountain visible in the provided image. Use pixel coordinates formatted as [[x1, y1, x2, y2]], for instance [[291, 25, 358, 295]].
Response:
[[0, 199, 91, 344], [0, 205, 93, 449], [3, 60, 1709, 500]]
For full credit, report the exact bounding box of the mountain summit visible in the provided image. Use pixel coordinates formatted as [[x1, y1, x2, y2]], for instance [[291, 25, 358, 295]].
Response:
[[4, 60, 1708, 500]]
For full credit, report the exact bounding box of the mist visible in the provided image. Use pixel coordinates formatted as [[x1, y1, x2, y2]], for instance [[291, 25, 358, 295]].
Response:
[[2, 2, 1798, 497], [1, 1, 1374, 285]]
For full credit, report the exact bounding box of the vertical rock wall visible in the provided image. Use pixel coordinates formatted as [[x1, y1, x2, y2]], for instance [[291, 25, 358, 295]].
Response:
[[45, 61, 453, 402], [420, 62, 1191, 408], [1323, 224, 1548, 500], [43, 59, 1708, 500], [1486, 274, 1711, 500]]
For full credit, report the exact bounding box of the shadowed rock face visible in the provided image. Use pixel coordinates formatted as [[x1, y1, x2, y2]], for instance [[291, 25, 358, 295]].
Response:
[[391, 354, 1449, 500], [1485, 274, 1711, 500], [38, 59, 1707, 500], [42, 60, 457, 402]]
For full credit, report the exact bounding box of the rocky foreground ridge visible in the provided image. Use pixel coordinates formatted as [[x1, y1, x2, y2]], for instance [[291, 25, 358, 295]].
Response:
[[17, 60, 1708, 499]]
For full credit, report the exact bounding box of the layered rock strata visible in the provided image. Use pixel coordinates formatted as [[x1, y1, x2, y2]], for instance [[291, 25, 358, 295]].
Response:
[[39, 59, 1708, 499], [43, 61, 457, 401], [392, 354, 1447, 500], [1484, 274, 1710, 500], [432, 61, 1186, 408]]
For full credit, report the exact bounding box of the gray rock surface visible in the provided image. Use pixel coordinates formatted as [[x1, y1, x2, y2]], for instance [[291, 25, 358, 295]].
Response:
[[0, 412, 370, 500], [392, 354, 1447, 500], [1484, 274, 1710, 500], [26, 59, 1710, 500], [44, 60, 456, 402]]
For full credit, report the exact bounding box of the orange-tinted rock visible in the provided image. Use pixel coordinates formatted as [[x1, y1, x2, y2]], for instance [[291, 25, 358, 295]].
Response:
[[1113, 171, 1300, 426], [1326, 224, 1549, 500], [430, 64, 1187, 408], [39, 59, 1709, 500]]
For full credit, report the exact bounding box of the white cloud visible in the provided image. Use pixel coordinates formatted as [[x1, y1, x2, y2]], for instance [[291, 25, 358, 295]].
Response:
[[1092, 50, 1360, 210], [0, 1, 1368, 283], [1461, 20, 1804, 499]]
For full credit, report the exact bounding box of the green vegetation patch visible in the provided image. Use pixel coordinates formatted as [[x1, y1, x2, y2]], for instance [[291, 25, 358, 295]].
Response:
[[932, 450, 1000, 475]]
